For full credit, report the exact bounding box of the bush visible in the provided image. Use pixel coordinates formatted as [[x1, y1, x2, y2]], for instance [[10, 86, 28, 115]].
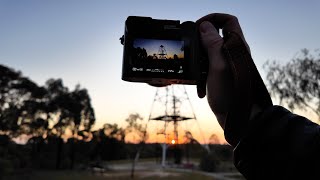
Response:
[[199, 152, 220, 172], [0, 158, 14, 177]]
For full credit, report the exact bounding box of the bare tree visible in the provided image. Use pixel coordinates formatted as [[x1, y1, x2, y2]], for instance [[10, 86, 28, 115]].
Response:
[[125, 113, 146, 143], [123, 113, 147, 179], [264, 49, 320, 120]]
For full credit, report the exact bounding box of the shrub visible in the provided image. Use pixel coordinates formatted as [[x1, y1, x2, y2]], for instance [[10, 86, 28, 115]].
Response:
[[199, 152, 220, 172]]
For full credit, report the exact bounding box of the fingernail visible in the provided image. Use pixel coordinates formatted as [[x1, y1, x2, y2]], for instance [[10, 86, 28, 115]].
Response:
[[200, 21, 214, 33]]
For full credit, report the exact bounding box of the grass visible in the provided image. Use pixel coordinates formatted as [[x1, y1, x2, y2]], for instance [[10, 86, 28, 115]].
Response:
[[105, 158, 200, 165], [3, 159, 243, 180], [4, 169, 217, 180], [225, 174, 246, 180]]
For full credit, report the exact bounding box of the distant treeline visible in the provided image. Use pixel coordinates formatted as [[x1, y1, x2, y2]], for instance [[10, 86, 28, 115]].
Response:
[[0, 132, 232, 174], [0, 64, 233, 178]]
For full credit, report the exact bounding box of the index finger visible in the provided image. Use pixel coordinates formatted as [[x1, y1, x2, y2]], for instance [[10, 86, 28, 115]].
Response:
[[196, 13, 245, 42]]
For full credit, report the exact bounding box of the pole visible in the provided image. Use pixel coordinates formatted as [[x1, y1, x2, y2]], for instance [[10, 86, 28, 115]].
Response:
[[161, 143, 167, 168]]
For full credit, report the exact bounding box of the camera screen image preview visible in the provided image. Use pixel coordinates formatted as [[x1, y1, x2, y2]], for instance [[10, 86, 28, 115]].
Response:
[[131, 38, 184, 74]]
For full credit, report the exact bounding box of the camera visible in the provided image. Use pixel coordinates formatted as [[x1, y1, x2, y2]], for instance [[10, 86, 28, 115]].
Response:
[[121, 16, 208, 85]]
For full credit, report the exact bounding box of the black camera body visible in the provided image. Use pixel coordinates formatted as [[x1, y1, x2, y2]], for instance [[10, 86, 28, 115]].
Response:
[[121, 16, 208, 85]]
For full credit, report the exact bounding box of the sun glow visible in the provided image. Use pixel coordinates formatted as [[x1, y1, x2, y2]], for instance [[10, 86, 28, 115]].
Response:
[[171, 139, 176, 144]]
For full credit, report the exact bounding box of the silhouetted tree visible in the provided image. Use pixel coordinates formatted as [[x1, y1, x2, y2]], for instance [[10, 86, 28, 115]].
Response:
[[46, 81, 93, 131], [103, 123, 125, 141], [0, 64, 95, 169], [153, 53, 158, 59], [0, 65, 47, 137], [90, 124, 126, 161], [0, 64, 51, 172], [264, 49, 320, 120], [123, 113, 147, 179], [173, 54, 178, 60], [132, 47, 148, 61], [44, 79, 95, 169], [125, 113, 146, 143], [209, 133, 220, 144], [183, 131, 199, 164]]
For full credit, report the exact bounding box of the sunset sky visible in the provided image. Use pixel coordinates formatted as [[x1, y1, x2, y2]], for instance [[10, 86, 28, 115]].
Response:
[[0, 0, 319, 144], [133, 39, 184, 59]]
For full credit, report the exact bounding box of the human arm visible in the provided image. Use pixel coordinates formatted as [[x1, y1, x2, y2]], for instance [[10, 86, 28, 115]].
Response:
[[234, 105, 320, 179], [198, 13, 320, 179]]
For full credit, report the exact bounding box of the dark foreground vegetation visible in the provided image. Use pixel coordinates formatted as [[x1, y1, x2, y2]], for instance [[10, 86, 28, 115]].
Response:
[[0, 134, 233, 179], [0, 64, 234, 179]]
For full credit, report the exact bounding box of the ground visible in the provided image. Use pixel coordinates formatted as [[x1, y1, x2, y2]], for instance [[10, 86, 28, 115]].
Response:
[[3, 159, 245, 180]]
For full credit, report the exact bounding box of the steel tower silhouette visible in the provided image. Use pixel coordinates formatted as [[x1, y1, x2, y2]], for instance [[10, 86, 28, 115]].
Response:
[[146, 85, 208, 167], [158, 45, 167, 59]]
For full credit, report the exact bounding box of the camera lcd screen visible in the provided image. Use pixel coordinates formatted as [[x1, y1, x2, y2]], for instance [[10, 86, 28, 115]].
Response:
[[130, 38, 185, 76]]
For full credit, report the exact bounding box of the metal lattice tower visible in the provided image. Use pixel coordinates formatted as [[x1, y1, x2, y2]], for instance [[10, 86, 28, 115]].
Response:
[[146, 85, 208, 167], [158, 45, 167, 59]]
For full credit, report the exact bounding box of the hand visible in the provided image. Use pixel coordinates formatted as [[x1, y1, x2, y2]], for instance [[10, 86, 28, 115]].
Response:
[[197, 13, 272, 146], [196, 13, 247, 129]]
